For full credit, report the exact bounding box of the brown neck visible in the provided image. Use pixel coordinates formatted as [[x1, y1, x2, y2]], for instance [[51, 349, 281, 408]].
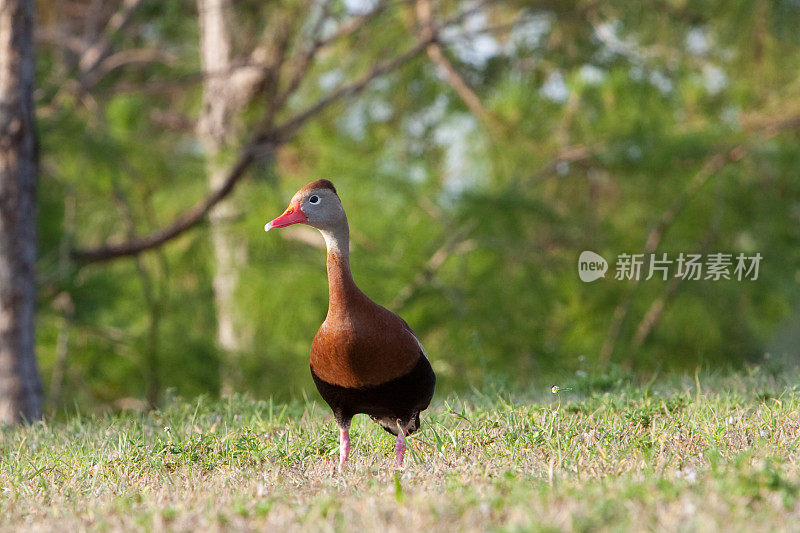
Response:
[[320, 221, 360, 313]]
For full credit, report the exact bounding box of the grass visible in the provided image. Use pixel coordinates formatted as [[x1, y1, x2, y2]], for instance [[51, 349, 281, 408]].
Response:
[[1, 367, 799, 531]]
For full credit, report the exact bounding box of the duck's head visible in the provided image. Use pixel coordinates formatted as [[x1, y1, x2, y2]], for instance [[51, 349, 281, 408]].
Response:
[[265, 179, 345, 233]]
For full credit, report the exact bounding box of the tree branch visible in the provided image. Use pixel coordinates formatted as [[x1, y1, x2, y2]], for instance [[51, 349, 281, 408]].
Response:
[[270, 0, 388, 120], [630, 210, 721, 349], [269, 33, 436, 142], [71, 3, 493, 263], [71, 147, 262, 263], [415, 0, 505, 135], [391, 222, 478, 310], [79, 0, 145, 85], [598, 145, 745, 366], [88, 47, 175, 81], [235, 11, 295, 109]]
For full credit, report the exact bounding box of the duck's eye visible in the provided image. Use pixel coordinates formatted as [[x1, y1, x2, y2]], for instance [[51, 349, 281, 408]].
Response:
[[309, 195, 320, 204]]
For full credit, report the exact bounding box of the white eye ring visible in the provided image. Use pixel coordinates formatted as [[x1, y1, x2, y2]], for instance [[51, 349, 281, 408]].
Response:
[[309, 195, 320, 204]]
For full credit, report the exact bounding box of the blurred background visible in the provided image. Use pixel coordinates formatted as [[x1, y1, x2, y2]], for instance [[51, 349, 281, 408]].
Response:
[[32, 0, 800, 411]]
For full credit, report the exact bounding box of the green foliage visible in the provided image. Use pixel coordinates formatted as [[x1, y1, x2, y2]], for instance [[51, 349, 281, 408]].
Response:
[[31, 0, 800, 409]]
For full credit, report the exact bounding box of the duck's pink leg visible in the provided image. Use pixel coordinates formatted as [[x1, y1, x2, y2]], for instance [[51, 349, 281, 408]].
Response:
[[339, 426, 350, 471], [395, 421, 407, 467]]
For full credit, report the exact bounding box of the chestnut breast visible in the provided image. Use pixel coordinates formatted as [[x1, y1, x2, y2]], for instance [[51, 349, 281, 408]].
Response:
[[310, 300, 423, 388]]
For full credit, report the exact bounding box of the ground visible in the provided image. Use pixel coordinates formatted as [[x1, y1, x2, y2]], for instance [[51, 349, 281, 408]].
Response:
[[1, 368, 799, 531]]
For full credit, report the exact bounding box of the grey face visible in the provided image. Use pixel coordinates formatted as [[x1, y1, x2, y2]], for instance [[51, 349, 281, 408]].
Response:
[[293, 188, 346, 230]]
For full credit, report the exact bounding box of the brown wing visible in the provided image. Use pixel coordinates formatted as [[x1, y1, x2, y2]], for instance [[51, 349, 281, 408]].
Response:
[[310, 300, 423, 388]]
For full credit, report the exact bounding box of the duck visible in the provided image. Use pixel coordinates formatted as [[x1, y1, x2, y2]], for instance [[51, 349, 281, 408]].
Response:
[[265, 179, 436, 469]]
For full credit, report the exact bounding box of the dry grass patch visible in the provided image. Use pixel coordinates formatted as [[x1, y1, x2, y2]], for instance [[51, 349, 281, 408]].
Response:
[[1, 369, 799, 531]]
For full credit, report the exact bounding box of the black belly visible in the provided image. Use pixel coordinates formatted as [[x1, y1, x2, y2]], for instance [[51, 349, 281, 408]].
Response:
[[311, 355, 436, 435]]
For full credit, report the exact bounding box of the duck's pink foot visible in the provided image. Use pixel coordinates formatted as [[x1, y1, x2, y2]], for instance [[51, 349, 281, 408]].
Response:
[[395, 421, 407, 467], [339, 426, 350, 472]]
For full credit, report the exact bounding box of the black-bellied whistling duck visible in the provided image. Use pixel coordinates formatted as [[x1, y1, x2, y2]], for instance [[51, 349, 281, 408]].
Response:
[[265, 179, 436, 469]]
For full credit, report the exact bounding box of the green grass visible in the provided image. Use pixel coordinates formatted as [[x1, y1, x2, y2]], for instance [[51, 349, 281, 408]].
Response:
[[1, 368, 799, 531]]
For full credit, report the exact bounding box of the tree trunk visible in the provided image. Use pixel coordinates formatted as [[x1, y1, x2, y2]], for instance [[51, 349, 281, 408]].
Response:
[[0, 0, 43, 424], [197, 0, 246, 395]]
